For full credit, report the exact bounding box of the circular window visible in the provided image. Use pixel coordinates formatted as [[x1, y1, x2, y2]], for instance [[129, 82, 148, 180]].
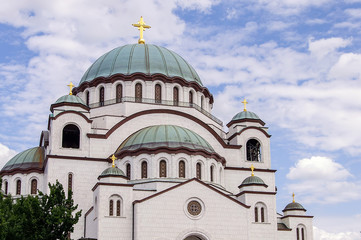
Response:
[[187, 200, 202, 216]]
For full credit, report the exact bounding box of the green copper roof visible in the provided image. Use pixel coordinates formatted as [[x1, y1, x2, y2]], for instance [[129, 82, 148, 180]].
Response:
[[80, 44, 202, 86], [1, 147, 44, 172], [283, 202, 306, 212], [99, 166, 125, 178], [116, 125, 214, 154], [54, 95, 87, 105], [240, 175, 267, 187], [232, 111, 261, 121]]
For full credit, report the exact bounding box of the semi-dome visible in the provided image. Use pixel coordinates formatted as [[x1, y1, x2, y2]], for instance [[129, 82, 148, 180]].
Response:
[[239, 175, 268, 188], [54, 95, 87, 105], [1, 147, 44, 174], [116, 125, 214, 155], [80, 44, 202, 86], [283, 202, 306, 212], [98, 166, 126, 179]]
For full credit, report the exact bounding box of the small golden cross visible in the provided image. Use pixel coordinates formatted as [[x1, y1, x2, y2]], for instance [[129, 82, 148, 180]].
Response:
[[67, 82, 74, 95], [132, 16, 151, 44], [292, 193, 295, 203], [251, 164, 255, 176], [242, 99, 248, 112], [110, 154, 117, 168]]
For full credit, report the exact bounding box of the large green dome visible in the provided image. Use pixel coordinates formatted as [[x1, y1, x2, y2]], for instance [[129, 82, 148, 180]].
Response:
[[80, 44, 202, 86], [116, 125, 214, 154], [1, 147, 44, 174]]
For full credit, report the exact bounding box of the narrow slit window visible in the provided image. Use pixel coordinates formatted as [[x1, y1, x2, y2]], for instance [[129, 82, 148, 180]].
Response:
[[31, 179, 37, 194], [116, 84, 123, 103], [116, 200, 121, 216], [179, 161, 185, 178], [99, 87, 104, 106], [141, 161, 148, 178], [16, 180, 21, 195], [155, 84, 161, 103], [109, 200, 113, 216], [196, 163, 201, 180], [126, 163, 131, 179], [159, 160, 167, 177], [135, 83, 142, 102]]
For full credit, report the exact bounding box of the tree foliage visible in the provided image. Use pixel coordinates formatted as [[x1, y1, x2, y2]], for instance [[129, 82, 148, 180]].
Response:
[[0, 179, 81, 240]]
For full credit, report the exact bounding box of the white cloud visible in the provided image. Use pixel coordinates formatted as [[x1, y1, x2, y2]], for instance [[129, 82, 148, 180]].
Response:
[[345, 8, 361, 18], [286, 156, 361, 204], [314, 227, 360, 240], [0, 143, 17, 170], [308, 37, 351, 59]]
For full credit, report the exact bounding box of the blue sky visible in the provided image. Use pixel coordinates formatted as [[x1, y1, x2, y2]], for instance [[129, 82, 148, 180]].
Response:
[[0, 1, 361, 239]]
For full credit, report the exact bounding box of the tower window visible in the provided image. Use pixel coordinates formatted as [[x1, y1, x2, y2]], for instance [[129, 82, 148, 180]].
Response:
[[246, 139, 261, 162], [68, 173, 73, 192], [141, 161, 148, 178], [159, 160, 167, 177], [196, 163, 202, 180], [86, 91, 89, 106], [31, 179, 37, 194], [16, 180, 21, 195], [4, 181, 8, 195], [116, 84, 122, 103], [254, 207, 258, 222], [126, 163, 131, 180], [62, 124, 80, 149], [179, 161, 185, 178], [210, 166, 214, 182], [135, 83, 142, 102], [116, 200, 121, 216], [173, 87, 179, 106], [297, 228, 300, 240], [155, 84, 162, 103], [201, 96, 204, 109], [189, 91, 193, 106], [99, 87, 105, 106], [109, 200, 114, 216], [261, 207, 265, 222]]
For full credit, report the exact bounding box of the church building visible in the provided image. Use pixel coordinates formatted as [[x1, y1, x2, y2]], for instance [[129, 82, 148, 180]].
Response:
[[0, 17, 313, 240]]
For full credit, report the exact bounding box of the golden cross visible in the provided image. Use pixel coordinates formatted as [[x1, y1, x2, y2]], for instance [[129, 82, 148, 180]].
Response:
[[110, 154, 117, 168], [242, 99, 248, 112], [67, 82, 74, 95], [292, 193, 295, 203], [251, 164, 255, 176], [132, 16, 151, 44]]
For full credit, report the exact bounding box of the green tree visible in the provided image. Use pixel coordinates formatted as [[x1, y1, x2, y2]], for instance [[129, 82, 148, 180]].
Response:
[[0, 179, 81, 240]]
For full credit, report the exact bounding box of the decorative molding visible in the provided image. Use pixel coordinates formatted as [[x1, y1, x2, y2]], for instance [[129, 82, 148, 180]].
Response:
[[280, 215, 313, 219], [227, 126, 271, 141], [50, 110, 92, 123], [92, 182, 134, 191], [236, 191, 276, 197], [227, 118, 265, 128], [50, 102, 90, 112], [225, 167, 277, 173]]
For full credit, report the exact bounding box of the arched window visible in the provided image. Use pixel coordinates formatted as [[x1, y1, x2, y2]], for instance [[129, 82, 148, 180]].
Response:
[[246, 139, 261, 162], [189, 91, 193, 106], [16, 180, 21, 195], [261, 207, 265, 222], [179, 161, 185, 178], [109, 200, 114, 216], [4, 181, 8, 195], [196, 163, 202, 180], [159, 160, 167, 177], [155, 84, 162, 103], [62, 124, 80, 149], [135, 83, 142, 102], [126, 163, 131, 179], [297, 225, 306, 240], [302, 228, 305, 240], [68, 173, 73, 192], [210, 166, 214, 182], [254, 207, 259, 222], [296, 228, 300, 240], [116, 200, 121, 216], [99, 87, 105, 106], [86, 91, 90, 106], [173, 87, 179, 106], [116, 84, 122, 103], [201, 96, 204, 109], [31, 179, 37, 194], [141, 161, 148, 178]]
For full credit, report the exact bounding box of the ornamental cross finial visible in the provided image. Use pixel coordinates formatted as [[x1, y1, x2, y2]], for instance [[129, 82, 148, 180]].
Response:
[[132, 16, 151, 44], [67, 82, 74, 95], [110, 154, 117, 168], [242, 99, 248, 112], [251, 164, 255, 176], [292, 193, 295, 203]]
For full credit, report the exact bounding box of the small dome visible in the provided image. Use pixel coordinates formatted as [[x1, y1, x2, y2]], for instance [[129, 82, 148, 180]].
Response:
[[116, 125, 215, 154], [232, 111, 261, 121], [1, 147, 44, 173], [239, 175, 267, 187], [79, 44, 202, 86], [98, 166, 126, 179], [283, 202, 306, 212], [54, 95, 87, 105]]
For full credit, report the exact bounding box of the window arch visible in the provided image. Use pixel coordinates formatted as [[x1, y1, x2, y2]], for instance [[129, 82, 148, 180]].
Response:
[[210, 165, 214, 182], [179, 160, 186, 178], [99, 86, 105, 106], [141, 161, 148, 178], [254, 207, 259, 222], [68, 173, 73, 192], [4, 180, 8, 195], [109, 195, 122, 217], [16, 179, 21, 195], [116, 84, 123, 103], [109, 200, 114, 216], [246, 139, 261, 162], [297, 224, 306, 240], [126, 163, 131, 179], [85, 91, 90, 106], [196, 162, 202, 180], [62, 124, 80, 149], [116, 200, 121, 216], [159, 160, 167, 177], [155, 84, 162, 103], [31, 179, 37, 194], [189, 91, 193, 106], [135, 83, 142, 102], [173, 87, 179, 106], [255, 202, 267, 223]]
